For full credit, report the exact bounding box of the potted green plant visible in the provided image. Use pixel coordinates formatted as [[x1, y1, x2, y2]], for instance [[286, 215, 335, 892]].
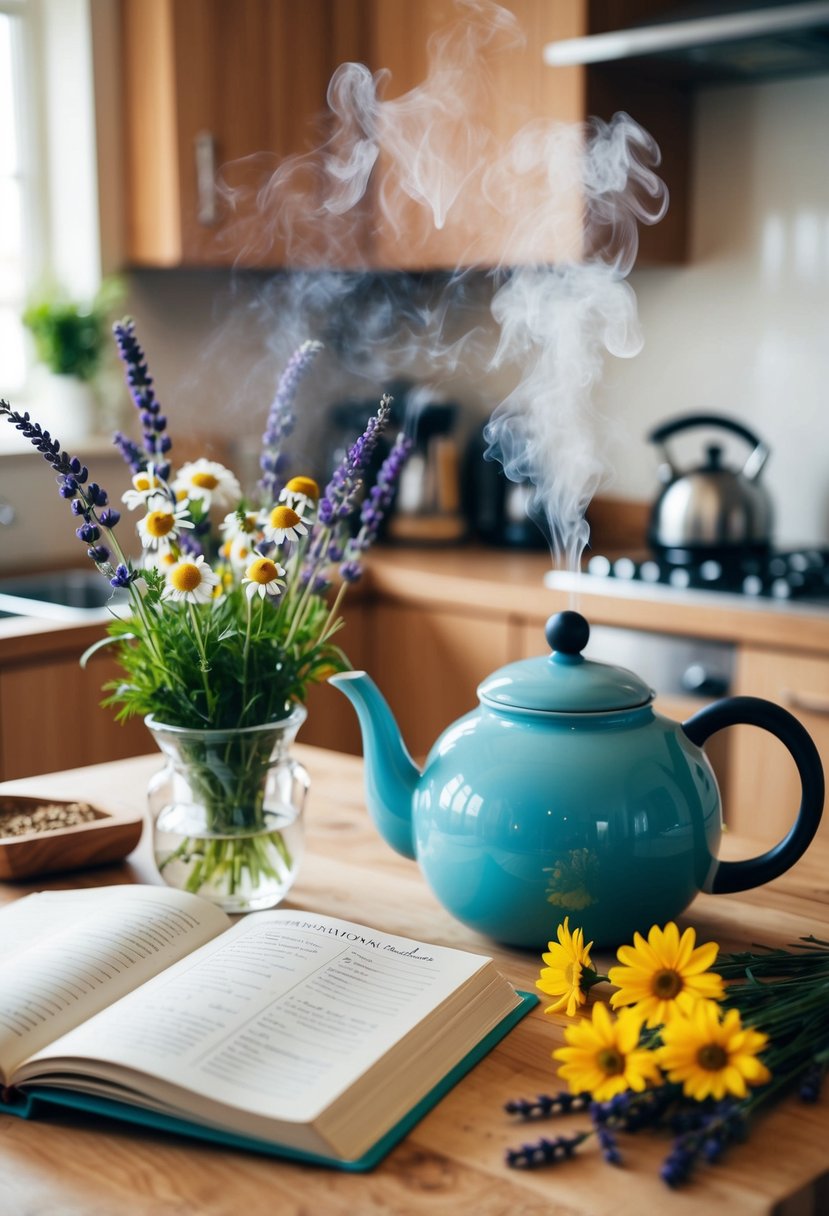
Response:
[[22, 278, 124, 441]]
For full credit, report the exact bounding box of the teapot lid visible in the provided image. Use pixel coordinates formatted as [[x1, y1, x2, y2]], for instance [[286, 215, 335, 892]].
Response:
[[478, 611, 653, 713]]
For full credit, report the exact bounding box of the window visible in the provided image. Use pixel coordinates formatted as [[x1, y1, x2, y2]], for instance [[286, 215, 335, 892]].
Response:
[[0, 4, 32, 396]]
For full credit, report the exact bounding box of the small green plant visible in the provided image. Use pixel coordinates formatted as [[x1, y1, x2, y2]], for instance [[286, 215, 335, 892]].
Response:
[[22, 278, 124, 381]]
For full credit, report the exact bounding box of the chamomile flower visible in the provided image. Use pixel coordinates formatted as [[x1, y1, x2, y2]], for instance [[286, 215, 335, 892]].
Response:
[[226, 535, 258, 571], [122, 468, 166, 511], [144, 548, 178, 574], [219, 509, 262, 542], [136, 496, 195, 550], [279, 475, 319, 515], [657, 1001, 771, 1101], [161, 555, 220, 604], [242, 556, 286, 600], [263, 504, 308, 544], [173, 459, 241, 512]]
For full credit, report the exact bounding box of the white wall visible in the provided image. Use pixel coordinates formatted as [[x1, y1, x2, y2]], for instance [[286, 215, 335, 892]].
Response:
[[596, 73, 829, 547]]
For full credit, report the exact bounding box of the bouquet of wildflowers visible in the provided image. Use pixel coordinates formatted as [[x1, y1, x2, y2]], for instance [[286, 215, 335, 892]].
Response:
[[504, 917, 829, 1188], [0, 321, 411, 903]]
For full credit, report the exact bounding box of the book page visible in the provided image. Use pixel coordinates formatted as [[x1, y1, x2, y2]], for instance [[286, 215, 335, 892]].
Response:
[[0, 886, 230, 1080], [23, 911, 494, 1124]]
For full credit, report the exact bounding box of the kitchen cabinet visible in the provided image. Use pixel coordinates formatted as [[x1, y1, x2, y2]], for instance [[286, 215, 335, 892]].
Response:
[[119, 0, 691, 270], [120, 0, 360, 267], [730, 645, 829, 843], [0, 648, 149, 782]]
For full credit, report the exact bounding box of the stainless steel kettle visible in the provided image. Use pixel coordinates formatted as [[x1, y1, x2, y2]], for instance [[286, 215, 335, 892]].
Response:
[[647, 413, 774, 555]]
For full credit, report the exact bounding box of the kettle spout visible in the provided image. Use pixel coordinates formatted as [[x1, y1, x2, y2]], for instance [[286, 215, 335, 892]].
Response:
[[328, 671, 420, 860]]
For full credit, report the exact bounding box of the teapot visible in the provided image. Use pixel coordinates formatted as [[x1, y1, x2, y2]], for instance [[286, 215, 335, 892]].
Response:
[[330, 611, 824, 948]]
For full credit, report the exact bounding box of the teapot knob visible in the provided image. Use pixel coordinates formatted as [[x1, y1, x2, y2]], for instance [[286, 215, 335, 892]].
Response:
[[545, 610, 590, 656]]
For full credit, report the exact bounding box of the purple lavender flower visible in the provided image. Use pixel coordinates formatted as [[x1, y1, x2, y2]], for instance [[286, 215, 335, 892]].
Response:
[[505, 1131, 589, 1169], [0, 399, 121, 575], [112, 318, 172, 479], [316, 394, 393, 527], [110, 564, 136, 589], [336, 429, 412, 582], [504, 1092, 591, 1120], [258, 339, 323, 501], [113, 430, 146, 474]]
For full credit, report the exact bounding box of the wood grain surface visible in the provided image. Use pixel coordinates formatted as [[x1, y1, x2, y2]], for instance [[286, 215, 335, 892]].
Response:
[[1, 747, 828, 1216]]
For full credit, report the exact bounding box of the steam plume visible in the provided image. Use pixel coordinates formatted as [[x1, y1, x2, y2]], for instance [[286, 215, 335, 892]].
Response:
[[215, 0, 668, 568]]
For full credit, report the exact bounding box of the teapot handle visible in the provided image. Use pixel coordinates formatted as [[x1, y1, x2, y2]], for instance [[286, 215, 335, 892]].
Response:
[[682, 695, 824, 894]]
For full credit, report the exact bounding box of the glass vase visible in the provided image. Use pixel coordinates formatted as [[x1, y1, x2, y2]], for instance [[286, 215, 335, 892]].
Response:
[[145, 708, 308, 913]]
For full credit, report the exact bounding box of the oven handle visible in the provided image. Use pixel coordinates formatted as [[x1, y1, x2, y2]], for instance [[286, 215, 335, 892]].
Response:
[[683, 695, 825, 894]]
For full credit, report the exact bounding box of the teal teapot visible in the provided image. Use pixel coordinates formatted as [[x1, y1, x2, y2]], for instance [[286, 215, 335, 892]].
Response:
[[330, 611, 824, 948]]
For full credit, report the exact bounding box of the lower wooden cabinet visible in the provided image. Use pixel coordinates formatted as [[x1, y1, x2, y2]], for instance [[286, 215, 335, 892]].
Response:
[[730, 646, 829, 843], [0, 651, 150, 781]]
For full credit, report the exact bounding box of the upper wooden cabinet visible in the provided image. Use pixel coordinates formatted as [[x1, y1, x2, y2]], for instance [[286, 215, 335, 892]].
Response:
[[119, 0, 690, 270], [121, 0, 359, 267]]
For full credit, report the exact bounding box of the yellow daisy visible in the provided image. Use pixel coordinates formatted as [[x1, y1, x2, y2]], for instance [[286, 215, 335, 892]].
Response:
[[553, 1002, 661, 1102], [536, 917, 594, 1018], [608, 922, 725, 1028], [658, 1000, 771, 1101]]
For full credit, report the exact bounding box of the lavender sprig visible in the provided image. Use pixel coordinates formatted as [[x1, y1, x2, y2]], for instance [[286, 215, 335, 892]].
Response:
[[316, 394, 392, 528], [339, 431, 413, 583], [505, 1131, 589, 1169], [258, 339, 323, 502], [0, 400, 121, 574], [112, 318, 172, 479], [505, 1091, 591, 1120]]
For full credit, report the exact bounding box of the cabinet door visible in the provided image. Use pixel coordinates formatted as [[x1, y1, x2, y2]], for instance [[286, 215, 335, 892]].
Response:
[[365, 0, 587, 269], [366, 601, 513, 759], [730, 646, 829, 843], [0, 653, 150, 781], [122, 0, 341, 267], [297, 600, 370, 756]]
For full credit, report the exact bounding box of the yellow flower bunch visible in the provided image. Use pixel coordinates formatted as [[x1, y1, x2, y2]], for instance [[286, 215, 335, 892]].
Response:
[[509, 924, 829, 1186], [537, 919, 770, 1103]]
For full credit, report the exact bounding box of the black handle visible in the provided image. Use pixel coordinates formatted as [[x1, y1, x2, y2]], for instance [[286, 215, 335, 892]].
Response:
[[683, 695, 824, 894], [647, 413, 765, 451]]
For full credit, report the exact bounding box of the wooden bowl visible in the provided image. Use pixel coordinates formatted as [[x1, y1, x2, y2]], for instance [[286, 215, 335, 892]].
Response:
[[0, 794, 144, 880]]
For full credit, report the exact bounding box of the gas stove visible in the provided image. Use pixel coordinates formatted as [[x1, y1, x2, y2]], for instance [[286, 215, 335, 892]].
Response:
[[545, 547, 829, 606]]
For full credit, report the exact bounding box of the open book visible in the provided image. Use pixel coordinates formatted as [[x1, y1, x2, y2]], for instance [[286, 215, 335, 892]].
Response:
[[0, 885, 533, 1169]]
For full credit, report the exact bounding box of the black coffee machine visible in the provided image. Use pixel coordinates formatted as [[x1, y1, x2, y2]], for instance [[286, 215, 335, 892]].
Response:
[[463, 425, 547, 550]]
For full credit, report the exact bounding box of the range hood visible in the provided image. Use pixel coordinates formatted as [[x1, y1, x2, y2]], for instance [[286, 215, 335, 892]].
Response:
[[543, 2, 829, 84]]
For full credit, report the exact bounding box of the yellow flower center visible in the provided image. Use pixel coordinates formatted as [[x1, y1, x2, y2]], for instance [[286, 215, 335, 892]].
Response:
[[192, 472, 220, 490], [269, 505, 301, 529], [247, 558, 279, 585], [697, 1043, 729, 1072], [145, 510, 175, 538], [652, 969, 683, 999], [170, 563, 202, 592], [134, 474, 153, 492], [240, 514, 257, 533], [285, 475, 319, 500], [596, 1048, 625, 1076]]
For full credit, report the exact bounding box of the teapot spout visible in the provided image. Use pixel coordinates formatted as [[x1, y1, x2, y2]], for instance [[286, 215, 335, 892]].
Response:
[[328, 671, 420, 860]]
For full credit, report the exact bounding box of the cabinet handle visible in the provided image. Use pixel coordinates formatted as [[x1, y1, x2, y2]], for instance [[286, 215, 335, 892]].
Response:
[[782, 688, 829, 717], [194, 131, 218, 226]]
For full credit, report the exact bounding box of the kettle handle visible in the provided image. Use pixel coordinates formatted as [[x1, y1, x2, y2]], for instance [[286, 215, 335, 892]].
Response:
[[647, 413, 770, 481], [682, 695, 824, 894]]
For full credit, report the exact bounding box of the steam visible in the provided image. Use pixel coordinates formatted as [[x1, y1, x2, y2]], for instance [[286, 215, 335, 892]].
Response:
[[214, 0, 668, 568]]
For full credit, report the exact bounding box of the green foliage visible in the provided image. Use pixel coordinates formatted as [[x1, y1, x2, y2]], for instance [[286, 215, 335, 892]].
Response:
[[23, 278, 125, 380], [103, 584, 350, 731]]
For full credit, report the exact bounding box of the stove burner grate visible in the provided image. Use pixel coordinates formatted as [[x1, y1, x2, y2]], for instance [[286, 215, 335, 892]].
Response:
[[586, 548, 829, 601]]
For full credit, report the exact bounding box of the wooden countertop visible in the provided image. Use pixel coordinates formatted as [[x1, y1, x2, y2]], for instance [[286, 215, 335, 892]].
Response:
[[1, 746, 828, 1215], [2, 547, 828, 666]]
